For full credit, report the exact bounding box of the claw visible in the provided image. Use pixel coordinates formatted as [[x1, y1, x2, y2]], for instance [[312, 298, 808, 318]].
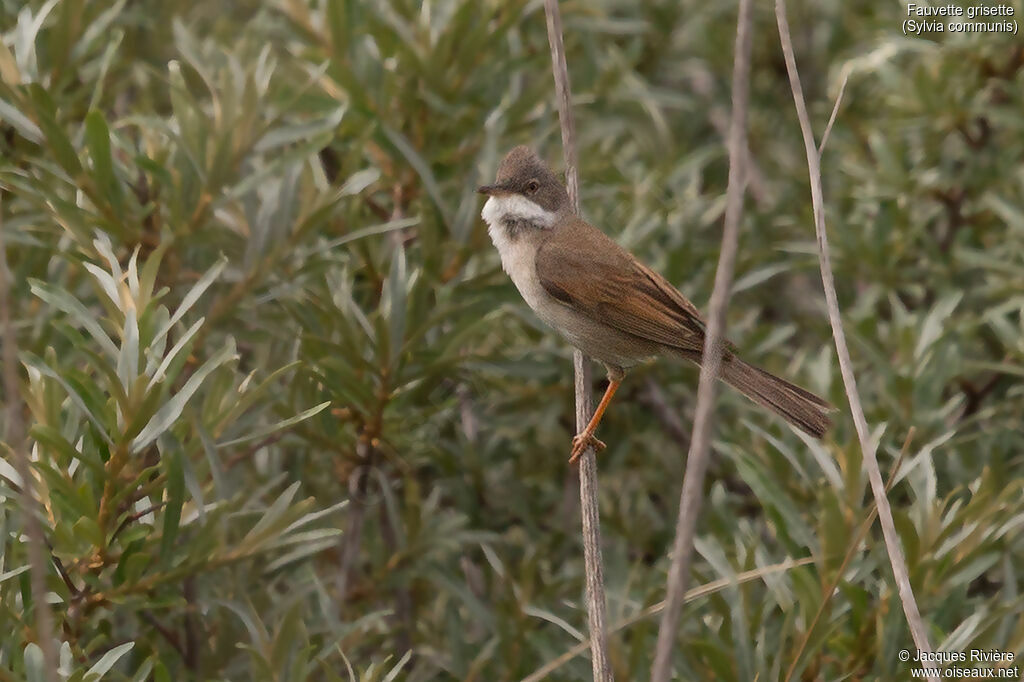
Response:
[[569, 432, 606, 465]]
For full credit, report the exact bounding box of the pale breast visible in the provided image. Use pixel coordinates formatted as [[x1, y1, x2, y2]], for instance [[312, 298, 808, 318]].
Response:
[[483, 196, 657, 369]]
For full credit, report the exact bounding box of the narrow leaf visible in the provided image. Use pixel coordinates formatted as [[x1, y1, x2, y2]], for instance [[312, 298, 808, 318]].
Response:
[[84, 642, 134, 680], [146, 317, 204, 391], [85, 110, 124, 211], [130, 341, 237, 453], [30, 279, 119, 359], [117, 308, 139, 391], [217, 401, 330, 448], [0, 97, 43, 142], [242, 481, 300, 545], [151, 256, 226, 350], [160, 444, 185, 562], [21, 353, 114, 446]]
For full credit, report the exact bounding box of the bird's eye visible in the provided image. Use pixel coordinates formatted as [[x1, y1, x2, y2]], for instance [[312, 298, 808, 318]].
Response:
[[526, 179, 540, 194]]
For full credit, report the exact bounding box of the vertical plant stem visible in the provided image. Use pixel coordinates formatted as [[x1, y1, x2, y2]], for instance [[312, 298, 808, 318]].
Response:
[[773, 1, 935, 677], [651, 0, 753, 678], [0, 197, 59, 682], [541, 2, 612, 679]]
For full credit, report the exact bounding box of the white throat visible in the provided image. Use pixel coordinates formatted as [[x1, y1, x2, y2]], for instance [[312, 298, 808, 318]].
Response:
[[481, 195, 556, 232], [481, 194, 556, 280]]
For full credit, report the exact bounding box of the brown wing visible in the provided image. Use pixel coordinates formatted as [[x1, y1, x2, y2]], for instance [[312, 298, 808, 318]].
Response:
[[535, 216, 709, 355]]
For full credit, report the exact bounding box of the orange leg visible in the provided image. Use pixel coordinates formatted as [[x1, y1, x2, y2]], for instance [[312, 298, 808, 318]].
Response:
[[569, 378, 621, 465]]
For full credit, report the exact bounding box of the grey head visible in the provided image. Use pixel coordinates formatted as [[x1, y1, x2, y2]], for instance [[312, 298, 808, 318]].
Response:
[[477, 146, 569, 215]]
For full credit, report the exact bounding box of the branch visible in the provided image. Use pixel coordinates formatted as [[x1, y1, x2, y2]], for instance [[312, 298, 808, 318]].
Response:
[[541, 2, 612, 680], [0, 196, 59, 682], [774, 1, 935, 676], [651, 0, 753, 678]]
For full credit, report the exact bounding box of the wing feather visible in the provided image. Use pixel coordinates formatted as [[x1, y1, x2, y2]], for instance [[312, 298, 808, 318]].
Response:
[[535, 217, 710, 355]]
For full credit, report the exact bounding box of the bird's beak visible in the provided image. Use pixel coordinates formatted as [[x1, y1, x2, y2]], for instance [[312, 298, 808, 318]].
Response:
[[477, 182, 512, 196]]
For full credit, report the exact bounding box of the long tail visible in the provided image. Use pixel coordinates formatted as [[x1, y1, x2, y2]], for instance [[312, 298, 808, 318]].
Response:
[[720, 357, 833, 438]]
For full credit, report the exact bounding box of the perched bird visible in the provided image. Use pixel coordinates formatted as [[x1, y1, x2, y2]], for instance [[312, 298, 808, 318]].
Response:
[[478, 146, 833, 463]]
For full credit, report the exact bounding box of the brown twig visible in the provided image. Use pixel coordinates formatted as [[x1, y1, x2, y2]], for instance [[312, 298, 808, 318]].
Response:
[[109, 501, 168, 543], [48, 544, 80, 597], [651, 1, 753, 678], [0, 195, 59, 682], [139, 610, 186, 660], [774, 1, 935, 676], [541, 2, 612, 680]]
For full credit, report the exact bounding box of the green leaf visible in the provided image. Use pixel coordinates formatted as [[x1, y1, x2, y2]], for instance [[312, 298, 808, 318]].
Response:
[[150, 256, 226, 351], [180, 445, 206, 522], [73, 516, 104, 548], [118, 308, 140, 391], [21, 353, 115, 446], [255, 106, 346, 152], [160, 442, 185, 563], [84, 642, 134, 681], [58, 642, 73, 679], [242, 481, 300, 546], [27, 83, 82, 176], [281, 500, 348, 536], [72, 0, 128, 61], [338, 167, 380, 196], [0, 96, 43, 143], [914, 292, 962, 361], [82, 262, 122, 310], [146, 317, 204, 390], [380, 124, 450, 223], [130, 341, 237, 453], [313, 217, 420, 253], [138, 243, 168, 307], [217, 400, 330, 448], [30, 424, 104, 475], [210, 361, 303, 432], [197, 420, 230, 500], [0, 565, 31, 584], [84, 110, 124, 212], [29, 279, 119, 359], [23, 642, 45, 682]]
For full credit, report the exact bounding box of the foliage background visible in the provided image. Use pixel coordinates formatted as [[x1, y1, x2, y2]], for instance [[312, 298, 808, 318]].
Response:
[[1, 0, 1023, 679]]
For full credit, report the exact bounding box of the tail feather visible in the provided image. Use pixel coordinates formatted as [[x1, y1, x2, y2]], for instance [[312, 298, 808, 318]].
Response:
[[720, 358, 833, 438]]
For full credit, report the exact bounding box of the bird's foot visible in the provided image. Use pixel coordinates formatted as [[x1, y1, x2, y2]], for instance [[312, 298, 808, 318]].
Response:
[[569, 431, 606, 465]]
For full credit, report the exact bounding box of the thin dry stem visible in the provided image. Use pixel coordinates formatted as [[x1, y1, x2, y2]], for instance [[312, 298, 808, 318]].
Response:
[[774, 1, 935, 676], [650, 0, 753, 678], [0, 196, 59, 681], [817, 68, 850, 158], [542, 1, 612, 680]]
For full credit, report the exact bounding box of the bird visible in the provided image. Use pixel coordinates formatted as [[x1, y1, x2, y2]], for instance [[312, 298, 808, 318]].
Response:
[[478, 145, 833, 464]]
